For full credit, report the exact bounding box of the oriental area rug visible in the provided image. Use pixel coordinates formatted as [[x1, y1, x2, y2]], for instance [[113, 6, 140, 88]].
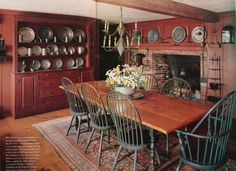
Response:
[[33, 116, 235, 171]]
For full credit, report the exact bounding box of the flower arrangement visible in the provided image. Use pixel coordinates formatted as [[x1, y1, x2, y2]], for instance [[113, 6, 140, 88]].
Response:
[[105, 64, 140, 89]]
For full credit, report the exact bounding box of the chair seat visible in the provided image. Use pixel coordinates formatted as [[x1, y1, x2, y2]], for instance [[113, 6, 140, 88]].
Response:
[[90, 114, 114, 130], [181, 156, 228, 170], [70, 100, 89, 115], [118, 128, 149, 151], [182, 135, 228, 166]]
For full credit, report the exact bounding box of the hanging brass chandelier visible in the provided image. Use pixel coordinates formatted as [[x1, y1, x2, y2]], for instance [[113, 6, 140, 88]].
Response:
[[101, 6, 141, 56]]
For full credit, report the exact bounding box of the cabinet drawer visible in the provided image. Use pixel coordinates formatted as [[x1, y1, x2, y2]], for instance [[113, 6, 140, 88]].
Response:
[[40, 86, 65, 97], [40, 95, 68, 111], [40, 76, 77, 88], [40, 70, 76, 80]]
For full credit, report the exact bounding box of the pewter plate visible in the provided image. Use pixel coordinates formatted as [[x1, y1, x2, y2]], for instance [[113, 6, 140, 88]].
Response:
[[67, 46, 75, 55], [172, 26, 186, 43], [58, 27, 74, 42], [46, 44, 59, 55], [31, 59, 41, 71], [147, 28, 159, 43], [66, 58, 75, 68], [41, 59, 51, 70], [32, 46, 42, 56], [74, 29, 86, 43], [53, 58, 63, 69], [18, 46, 28, 56], [19, 27, 35, 43], [191, 26, 207, 43], [77, 46, 85, 55], [75, 57, 84, 67], [37, 26, 54, 41], [59, 46, 67, 55]]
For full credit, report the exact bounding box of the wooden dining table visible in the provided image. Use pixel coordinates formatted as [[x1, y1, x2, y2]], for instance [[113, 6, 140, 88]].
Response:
[[60, 80, 212, 170]]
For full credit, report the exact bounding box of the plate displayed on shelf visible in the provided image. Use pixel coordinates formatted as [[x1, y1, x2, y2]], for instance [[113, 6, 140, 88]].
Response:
[[147, 28, 159, 43], [18, 27, 35, 43], [66, 58, 75, 68], [32, 46, 42, 56], [46, 44, 59, 55], [18, 60, 27, 72], [67, 46, 75, 55], [58, 27, 74, 42], [41, 59, 51, 70], [37, 26, 54, 42], [74, 29, 86, 43], [18, 46, 28, 56], [77, 46, 85, 55], [59, 46, 67, 55], [53, 58, 63, 69], [172, 26, 186, 43], [191, 26, 207, 43], [30, 59, 41, 71], [75, 58, 84, 67]]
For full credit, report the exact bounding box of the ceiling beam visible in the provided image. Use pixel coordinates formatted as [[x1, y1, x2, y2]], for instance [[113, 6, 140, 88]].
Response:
[[97, 0, 219, 22]]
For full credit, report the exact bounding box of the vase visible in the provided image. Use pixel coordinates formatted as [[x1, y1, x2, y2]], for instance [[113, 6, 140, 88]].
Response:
[[114, 86, 135, 96]]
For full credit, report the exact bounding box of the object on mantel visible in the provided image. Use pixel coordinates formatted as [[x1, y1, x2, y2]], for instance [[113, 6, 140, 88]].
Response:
[[221, 25, 235, 44], [0, 36, 7, 62], [206, 42, 221, 48]]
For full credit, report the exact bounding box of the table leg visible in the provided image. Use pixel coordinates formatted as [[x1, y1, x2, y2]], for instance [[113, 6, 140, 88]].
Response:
[[149, 128, 155, 171]]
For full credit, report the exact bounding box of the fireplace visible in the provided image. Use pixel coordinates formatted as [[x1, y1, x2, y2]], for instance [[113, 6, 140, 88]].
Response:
[[129, 49, 208, 102], [164, 54, 200, 92]]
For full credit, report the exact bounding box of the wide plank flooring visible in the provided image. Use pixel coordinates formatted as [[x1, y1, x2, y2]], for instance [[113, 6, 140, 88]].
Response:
[[0, 109, 235, 171], [0, 109, 71, 171]]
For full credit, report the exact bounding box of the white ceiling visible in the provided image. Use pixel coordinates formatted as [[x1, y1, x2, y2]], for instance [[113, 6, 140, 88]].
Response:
[[0, 0, 235, 23]]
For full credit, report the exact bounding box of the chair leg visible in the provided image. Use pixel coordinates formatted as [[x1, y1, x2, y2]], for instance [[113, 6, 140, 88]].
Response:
[[166, 134, 169, 158], [84, 128, 95, 154], [107, 130, 111, 143], [97, 130, 104, 166], [112, 146, 122, 171], [176, 160, 182, 171], [66, 116, 75, 136], [225, 163, 231, 171], [154, 147, 161, 165], [87, 115, 91, 130], [76, 116, 82, 144], [133, 150, 138, 171]]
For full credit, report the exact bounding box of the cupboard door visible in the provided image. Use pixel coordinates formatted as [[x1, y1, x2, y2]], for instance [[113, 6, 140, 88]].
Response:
[[80, 68, 94, 82], [15, 74, 39, 117]]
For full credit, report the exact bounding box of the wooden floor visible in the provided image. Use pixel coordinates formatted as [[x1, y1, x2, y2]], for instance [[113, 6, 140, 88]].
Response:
[[0, 108, 71, 171], [0, 108, 235, 171]]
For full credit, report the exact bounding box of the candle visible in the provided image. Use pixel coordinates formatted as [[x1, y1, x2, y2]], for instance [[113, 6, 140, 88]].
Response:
[[114, 37, 117, 46], [126, 36, 129, 48], [107, 21, 109, 32], [108, 35, 111, 47], [130, 36, 133, 46], [103, 35, 106, 47], [135, 21, 137, 30], [104, 20, 107, 31], [78, 35, 82, 43], [137, 36, 140, 46]]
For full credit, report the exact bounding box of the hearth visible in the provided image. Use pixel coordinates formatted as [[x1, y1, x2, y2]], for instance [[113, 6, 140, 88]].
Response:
[[164, 54, 200, 92]]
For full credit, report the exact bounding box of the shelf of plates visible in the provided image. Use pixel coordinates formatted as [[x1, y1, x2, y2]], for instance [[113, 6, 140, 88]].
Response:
[[0, 11, 97, 118], [125, 18, 207, 51], [17, 22, 89, 73]]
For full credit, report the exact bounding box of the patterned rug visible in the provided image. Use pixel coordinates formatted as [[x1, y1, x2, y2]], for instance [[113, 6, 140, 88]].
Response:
[[33, 117, 236, 171]]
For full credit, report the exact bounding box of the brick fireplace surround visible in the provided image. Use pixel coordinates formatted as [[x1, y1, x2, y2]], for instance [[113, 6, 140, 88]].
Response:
[[129, 49, 208, 102]]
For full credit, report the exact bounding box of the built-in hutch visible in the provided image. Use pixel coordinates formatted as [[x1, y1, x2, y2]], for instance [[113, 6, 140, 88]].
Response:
[[0, 10, 97, 118]]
